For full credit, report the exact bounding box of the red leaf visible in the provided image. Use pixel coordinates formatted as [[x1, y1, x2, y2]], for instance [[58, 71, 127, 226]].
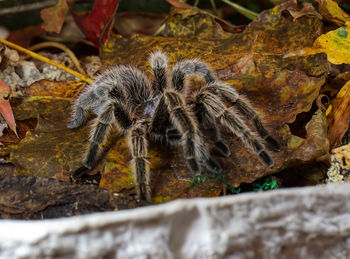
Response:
[[0, 80, 16, 136], [166, 0, 191, 9], [40, 0, 69, 34], [68, 0, 119, 47]]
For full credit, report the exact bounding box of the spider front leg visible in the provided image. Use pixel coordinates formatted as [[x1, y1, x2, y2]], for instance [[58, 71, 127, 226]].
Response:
[[129, 121, 151, 202], [207, 83, 280, 152], [70, 102, 132, 180], [164, 91, 220, 174], [196, 88, 274, 168], [68, 87, 100, 129]]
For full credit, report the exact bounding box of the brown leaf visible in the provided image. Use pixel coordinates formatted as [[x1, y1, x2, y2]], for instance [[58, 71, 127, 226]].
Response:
[[280, 0, 322, 21], [0, 175, 139, 219], [40, 0, 69, 34], [327, 80, 350, 149], [115, 12, 166, 37], [24, 80, 85, 98]]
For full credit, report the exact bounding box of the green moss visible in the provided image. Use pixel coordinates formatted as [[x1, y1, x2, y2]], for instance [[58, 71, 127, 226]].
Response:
[[189, 168, 278, 195], [337, 27, 348, 38]]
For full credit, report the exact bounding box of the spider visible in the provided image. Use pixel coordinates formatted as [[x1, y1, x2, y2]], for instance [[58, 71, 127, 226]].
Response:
[[68, 50, 280, 202]]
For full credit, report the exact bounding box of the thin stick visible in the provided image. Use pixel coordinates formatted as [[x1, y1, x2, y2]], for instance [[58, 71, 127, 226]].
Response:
[[0, 38, 93, 84]]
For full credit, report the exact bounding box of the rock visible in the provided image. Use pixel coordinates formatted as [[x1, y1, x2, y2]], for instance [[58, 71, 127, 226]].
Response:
[[1, 183, 350, 258]]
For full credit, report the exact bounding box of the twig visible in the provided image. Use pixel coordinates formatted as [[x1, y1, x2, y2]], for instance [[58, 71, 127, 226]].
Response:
[[0, 0, 56, 16], [0, 38, 93, 84], [29, 42, 87, 76]]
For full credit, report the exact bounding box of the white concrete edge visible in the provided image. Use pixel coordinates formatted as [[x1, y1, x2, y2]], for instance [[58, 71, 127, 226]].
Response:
[[0, 182, 348, 243]]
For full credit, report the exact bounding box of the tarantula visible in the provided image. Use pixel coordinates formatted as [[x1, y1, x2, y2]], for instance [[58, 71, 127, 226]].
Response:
[[68, 50, 280, 202]]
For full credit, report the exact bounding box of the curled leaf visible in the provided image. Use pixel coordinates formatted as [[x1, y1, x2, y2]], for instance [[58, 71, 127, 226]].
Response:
[[68, 0, 119, 47], [327, 80, 350, 148], [0, 79, 16, 136], [316, 0, 350, 26]]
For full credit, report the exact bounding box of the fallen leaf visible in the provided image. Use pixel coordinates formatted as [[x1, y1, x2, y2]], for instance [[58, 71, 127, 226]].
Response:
[[0, 175, 139, 219], [285, 26, 350, 65], [24, 80, 85, 98], [115, 12, 166, 37], [68, 0, 119, 47], [0, 79, 16, 136], [327, 80, 350, 148], [40, 0, 69, 34], [280, 0, 322, 21], [316, 0, 350, 26]]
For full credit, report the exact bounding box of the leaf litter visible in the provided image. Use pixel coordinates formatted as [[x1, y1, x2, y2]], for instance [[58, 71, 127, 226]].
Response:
[[1, 0, 350, 217]]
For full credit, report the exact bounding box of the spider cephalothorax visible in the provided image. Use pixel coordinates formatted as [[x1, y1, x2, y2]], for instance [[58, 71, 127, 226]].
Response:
[[68, 50, 280, 202]]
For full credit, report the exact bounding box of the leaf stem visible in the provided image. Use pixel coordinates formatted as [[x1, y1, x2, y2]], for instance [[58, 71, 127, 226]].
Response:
[[221, 0, 258, 20], [210, 0, 218, 15]]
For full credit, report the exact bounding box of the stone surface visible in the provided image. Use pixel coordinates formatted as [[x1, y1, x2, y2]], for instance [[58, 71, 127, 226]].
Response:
[[1, 183, 350, 258]]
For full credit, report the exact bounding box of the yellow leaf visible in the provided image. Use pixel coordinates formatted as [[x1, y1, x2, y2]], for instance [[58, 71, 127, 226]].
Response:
[[285, 26, 350, 65], [316, 0, 350, 26]]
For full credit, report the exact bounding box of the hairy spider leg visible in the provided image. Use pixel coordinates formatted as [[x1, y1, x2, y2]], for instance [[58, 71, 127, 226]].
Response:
[[196, 88, 274, 168], [169, 58, 231, 156], [129, 122, 151, 202], [164, 91, 220, 174], [206, 83, 281, 152], [150, 50, 168, 93], [68, 87, 100, 129], [194, 102, 231, 157], [148, 51, 173, 142], [171, 59, 218, 92], [70, 101, 132, 180]]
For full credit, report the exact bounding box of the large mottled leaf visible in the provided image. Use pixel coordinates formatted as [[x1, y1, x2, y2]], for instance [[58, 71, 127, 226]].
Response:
[[0, 97, 88, 181], [97, 4, 330, 202]]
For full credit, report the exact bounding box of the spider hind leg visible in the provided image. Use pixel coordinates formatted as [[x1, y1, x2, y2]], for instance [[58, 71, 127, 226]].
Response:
[[196, 89, 275, 168], [164, 91, 221, 174], [209, 83, 281, 152], [195, 102, 231, 158]]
